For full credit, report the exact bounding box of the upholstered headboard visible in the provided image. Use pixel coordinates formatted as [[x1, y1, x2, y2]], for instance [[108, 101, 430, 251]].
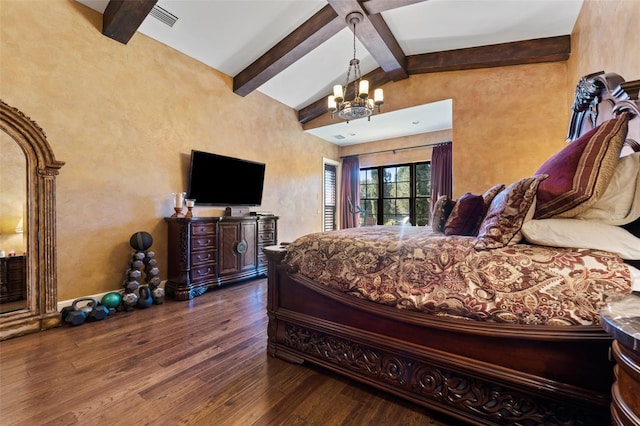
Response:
[[566, 71, 640, 155]]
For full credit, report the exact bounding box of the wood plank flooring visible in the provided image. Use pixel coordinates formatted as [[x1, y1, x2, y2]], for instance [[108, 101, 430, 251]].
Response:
[[0, 279, 461, 426]]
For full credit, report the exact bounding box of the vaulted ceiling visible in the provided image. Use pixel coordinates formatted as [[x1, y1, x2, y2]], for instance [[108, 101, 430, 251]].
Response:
[[77, 0, 583, 144]]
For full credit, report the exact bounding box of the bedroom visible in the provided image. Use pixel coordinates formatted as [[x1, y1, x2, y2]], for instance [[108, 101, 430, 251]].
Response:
[[0, 0, 639, 424]]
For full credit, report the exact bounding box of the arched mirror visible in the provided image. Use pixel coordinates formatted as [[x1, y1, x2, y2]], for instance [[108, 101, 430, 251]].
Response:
[[0, 100, 64, 340]]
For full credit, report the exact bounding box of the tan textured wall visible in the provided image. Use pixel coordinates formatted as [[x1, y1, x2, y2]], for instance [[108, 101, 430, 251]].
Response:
[[568, 0, 640, 100], [329, 64, 570, 197], [0, 0, 338, 300]]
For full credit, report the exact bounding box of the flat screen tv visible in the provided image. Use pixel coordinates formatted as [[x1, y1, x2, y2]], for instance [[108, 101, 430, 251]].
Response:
[[187, 150, 266, 206]]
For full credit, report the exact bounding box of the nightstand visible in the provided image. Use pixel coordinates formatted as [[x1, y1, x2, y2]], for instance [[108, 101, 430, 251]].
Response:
[[601, 293, 640, 426]]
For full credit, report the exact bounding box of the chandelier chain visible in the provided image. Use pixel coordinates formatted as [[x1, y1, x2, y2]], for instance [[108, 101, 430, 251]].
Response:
[[352, 20, 356, 65]]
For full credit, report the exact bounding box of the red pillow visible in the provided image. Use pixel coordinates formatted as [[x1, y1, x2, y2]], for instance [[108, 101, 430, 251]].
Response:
[[444, 193, 485, 236], [534, 113, 629, 219]]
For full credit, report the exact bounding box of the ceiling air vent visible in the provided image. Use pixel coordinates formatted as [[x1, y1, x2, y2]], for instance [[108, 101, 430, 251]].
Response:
[[333, 134, 346, 140], [149, 5, 178, 27]]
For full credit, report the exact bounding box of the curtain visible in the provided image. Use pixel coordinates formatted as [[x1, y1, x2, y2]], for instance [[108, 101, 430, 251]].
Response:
[[430, 143, 453, 214], [340, 156, 360, 229]]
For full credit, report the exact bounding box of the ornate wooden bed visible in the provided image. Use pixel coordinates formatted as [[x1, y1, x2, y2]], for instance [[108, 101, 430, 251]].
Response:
[[265, 72, 640, 425]]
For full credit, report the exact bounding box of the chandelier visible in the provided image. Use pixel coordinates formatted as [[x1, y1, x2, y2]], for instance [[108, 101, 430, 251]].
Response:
[[328, 12, 383, 122]]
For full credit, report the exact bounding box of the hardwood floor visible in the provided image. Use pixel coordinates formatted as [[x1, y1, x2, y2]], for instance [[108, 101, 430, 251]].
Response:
[[0, 279, 461, 426]]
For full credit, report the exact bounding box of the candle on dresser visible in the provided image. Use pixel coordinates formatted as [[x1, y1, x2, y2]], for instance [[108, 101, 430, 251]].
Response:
[[174, 192, 185, 208]]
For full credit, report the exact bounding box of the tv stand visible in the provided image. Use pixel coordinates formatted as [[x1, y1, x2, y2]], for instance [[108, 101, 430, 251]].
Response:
[[165, 215, 277, 300]]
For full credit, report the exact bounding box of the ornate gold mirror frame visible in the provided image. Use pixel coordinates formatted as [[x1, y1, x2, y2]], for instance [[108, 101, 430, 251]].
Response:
[[0, 100, 64, 340]]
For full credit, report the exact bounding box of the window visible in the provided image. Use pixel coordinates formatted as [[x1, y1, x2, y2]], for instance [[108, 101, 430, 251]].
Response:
[[359, 162, 431, 226], [323, 163, 337, 231], [359, 168, 378, 226], [414, 162, 432, 226]]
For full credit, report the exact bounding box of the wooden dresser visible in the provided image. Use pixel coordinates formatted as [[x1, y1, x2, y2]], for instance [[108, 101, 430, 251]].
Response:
[[0, 255, 26, 303], [601, 294, 640, 426], [165, 215, 277, 300]]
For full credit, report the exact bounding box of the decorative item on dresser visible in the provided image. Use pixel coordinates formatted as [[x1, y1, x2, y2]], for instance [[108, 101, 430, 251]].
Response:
[[601, 293, 640, 426], [165, 215, 277, 300]]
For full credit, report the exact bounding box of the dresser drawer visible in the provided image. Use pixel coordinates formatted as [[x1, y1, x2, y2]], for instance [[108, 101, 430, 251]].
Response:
[[191, 249, 216, 267], [258, 230, 275, 244], [192, 236, 216, 250], [191, 222, 216, 236], [190, 264, 217, 283], [258, 220, 276, 231]]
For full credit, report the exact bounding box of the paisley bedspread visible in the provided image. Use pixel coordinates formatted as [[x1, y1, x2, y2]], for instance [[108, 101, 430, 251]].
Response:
[[283, 226, 633, 326]]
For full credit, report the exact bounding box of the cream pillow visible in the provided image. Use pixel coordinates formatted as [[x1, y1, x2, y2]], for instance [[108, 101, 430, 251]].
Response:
[[575, 152, 640, 225], [522, 218, 640, 260]]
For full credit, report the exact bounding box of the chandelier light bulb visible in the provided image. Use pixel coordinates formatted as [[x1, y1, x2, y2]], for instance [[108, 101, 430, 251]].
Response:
[[328, 95, 337, 112], [374, 88, 384, 105], [333, 85, 344, 103], [359, 80, 369, 99]]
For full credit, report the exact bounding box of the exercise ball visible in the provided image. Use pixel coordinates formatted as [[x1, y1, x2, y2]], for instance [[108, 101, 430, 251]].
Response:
[[130, 231, 153, 251], [101, 291, 122, 309]]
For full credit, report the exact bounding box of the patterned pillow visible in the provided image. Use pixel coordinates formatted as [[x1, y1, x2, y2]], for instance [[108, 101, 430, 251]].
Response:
[[444, 193, 485, 236], [475, 175, 547, 250], [431, 195, 455, 233], [534, 112, 629, 219], [482, 183, 505, 212]]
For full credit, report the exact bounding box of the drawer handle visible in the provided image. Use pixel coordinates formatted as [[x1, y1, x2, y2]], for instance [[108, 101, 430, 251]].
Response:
[[197, 267, 212, 276], [196, 239, 212, 247], [195, 254, 212, 262]]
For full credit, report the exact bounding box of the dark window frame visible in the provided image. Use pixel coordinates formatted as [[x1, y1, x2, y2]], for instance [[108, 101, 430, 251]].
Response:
[[359, 161, 431, 226]]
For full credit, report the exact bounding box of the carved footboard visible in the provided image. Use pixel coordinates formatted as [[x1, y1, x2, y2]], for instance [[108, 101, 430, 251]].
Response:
[[265, 247, 613, 425]]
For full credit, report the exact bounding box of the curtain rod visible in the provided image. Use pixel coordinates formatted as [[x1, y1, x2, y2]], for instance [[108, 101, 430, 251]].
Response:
[[340, 141, 451, 159]]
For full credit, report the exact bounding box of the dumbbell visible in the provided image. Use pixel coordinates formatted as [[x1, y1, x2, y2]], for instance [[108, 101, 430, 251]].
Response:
[[86, 298, 110, 321], [61, 297, 110, 325], [60, 304, 86, 326], [61, 297, 93, 326], [74, 297, 110, 321]]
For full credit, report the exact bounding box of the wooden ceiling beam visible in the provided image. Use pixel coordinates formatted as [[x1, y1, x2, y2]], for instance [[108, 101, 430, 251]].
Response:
[[233, 0, 414, 98], [406, 36, 571, 74], [298, 35, 570, 124], [328, 0, 408, 80], [102, 0, 157, 44], [233, 5, 343, 97], [95, 0, 573, 127]]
